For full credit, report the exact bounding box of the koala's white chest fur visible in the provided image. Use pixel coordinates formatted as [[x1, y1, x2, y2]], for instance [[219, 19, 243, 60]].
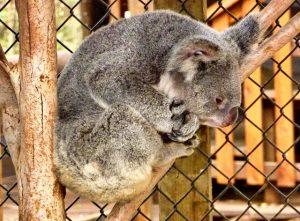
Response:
[[152, 73, 178, 99]]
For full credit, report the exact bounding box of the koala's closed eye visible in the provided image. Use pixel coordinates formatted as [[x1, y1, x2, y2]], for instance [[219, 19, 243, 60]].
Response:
[[193, 50, 206, 56]]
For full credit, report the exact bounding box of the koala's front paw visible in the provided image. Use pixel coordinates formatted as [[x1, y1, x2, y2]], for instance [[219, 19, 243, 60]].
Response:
[[168, 112, 200, 142], [170, 99, 186, 116]]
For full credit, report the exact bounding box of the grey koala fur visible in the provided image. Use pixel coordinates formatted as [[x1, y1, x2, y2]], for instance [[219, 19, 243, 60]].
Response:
[[55, 10, 261, 203]]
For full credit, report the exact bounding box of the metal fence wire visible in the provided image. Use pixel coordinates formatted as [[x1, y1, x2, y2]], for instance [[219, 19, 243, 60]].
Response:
[[0, 0, 300, 220]]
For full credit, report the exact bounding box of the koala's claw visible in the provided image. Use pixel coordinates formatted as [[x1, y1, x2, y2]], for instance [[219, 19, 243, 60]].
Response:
[[184, 134, 200, 148], [183, 147, 194, 157], [168, 112, 200, 142], [170, 99, 186, 116]]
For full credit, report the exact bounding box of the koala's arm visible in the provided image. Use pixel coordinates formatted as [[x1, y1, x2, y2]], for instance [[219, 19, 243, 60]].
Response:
[[83, 52, 199, 139], [111, 75, 177, 133], [83, 54, 177, 134]]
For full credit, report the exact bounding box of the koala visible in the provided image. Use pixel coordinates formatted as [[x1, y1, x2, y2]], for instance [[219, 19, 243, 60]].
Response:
[[55, 10, 261, 203]]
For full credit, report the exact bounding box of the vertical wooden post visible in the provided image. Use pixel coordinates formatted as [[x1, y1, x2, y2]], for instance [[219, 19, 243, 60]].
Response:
[[243, 68, 265, 185], [212, 14, 235, 185], [108, 0, 122, 22], [153, 2, 210, 221], [15, 1, 65, 220], [81, 0, 110, 37], [273, 10, 296, 187], [242, 0, 265, 186], [128, 0, 153, 16]]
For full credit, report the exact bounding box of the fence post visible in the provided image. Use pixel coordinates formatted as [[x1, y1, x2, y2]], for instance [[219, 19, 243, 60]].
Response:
[[14, 0, 65, 220], [241, 0, 265, 186], [153, 1, 211, 221], [273, 10, 296, 188]]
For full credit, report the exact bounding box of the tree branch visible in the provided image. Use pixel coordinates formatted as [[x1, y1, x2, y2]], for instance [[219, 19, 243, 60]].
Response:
[[241, 12, 300, 80], [106, 161, 174, 221], [256, 0, 295, 34], [0, 45, 20, 171], [15, 0, 65, 220]]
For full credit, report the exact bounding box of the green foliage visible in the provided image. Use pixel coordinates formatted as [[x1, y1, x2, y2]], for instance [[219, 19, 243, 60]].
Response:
[[0, 0, 19, 56], [0, 0, 84, 57], [56, 0, 84, 53]]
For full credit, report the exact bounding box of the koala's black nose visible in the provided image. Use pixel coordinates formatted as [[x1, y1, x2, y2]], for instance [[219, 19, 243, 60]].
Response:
[[215, 97, 226, 110]]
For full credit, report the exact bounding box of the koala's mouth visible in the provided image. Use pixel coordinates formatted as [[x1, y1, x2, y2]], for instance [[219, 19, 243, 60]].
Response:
[[200, 107, 239, 128]]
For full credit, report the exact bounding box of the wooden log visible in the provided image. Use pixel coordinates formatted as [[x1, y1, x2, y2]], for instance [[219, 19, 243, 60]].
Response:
[[129, 2, 154, 219], [262, 105, 281, 204], [154, 0, 206, 19], [152, 2, 210, 220], [133, 198, 153, 221], [207, 0, 240, 19], [241, 11, 300, 80], [15, 0, 65, 220], [242, 0, 265, 186], [80, 0, 110, 37], [256, 0, 295, 34], [211, 13, 235, 185], [108, 0, 122, 22], [243, 68, 265, 185], [128, 0, 153, 16], [211, 160, 300, 182], [106, 161, 174, 221], [214, 127, 235, 184], [273, 10, 296, 187]]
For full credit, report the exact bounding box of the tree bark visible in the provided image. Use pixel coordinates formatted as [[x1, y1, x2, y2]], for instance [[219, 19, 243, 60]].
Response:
[[106, 161, 174, 221], [14, 1, 65, 220], [241, 12, 300, 80]]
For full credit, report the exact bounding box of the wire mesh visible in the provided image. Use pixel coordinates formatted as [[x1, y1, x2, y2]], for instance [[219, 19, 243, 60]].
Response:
[[0, 0, 299, 220]]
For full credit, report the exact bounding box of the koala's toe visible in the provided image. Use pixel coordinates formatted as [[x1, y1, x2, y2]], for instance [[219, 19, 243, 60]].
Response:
[[170, 99, 186, 116], [184, 134, 200, 147]]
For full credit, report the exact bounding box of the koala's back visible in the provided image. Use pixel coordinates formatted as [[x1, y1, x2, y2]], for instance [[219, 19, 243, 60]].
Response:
[[58, 11, 214, 120]]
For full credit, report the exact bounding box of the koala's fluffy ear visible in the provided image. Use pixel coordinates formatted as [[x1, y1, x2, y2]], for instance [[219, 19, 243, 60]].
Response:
[[223, 13, 261, 58]]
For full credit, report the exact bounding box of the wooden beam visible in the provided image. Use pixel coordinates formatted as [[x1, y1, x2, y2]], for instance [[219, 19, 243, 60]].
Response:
[[242, 0, 265, 186], [273, 10, 296, 187], [207, 0, 240, 19], [152, 2, 210, 220], [154, 0, 206, 19], [241, 12, 300, 80], [213, 200, 300, 220], [243, 68, 265, 185], [211, 160, 300, 182], [108, 0, 122, 22], [212, 13, 235, 185], [257, 0, 295, 34], [128, 0, 153, 16]]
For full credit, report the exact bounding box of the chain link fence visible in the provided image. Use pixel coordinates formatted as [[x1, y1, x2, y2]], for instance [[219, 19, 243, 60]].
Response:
[[0, 0, 299, 220]]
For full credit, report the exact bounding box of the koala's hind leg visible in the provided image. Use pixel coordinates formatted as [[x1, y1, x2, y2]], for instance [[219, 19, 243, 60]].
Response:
[[64, 103, 168, 202], [153, 136, 200, 167]]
